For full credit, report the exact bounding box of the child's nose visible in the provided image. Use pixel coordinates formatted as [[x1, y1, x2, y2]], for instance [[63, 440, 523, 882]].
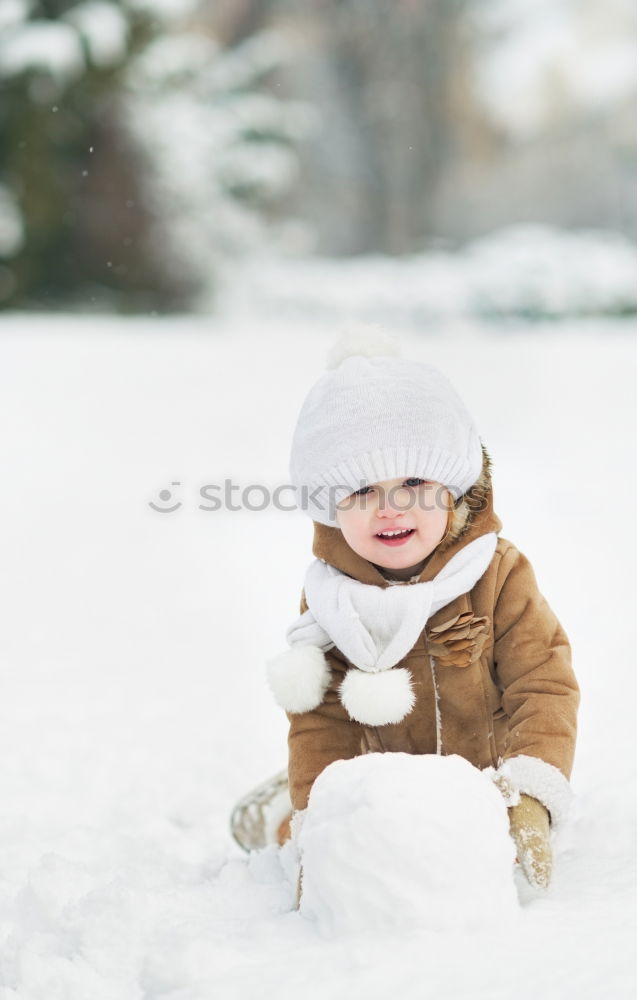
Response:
[[378, 486, 409, 515]]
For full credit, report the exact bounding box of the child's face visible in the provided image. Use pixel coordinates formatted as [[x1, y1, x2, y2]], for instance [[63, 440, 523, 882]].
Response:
[[335, 477, 451, 575]]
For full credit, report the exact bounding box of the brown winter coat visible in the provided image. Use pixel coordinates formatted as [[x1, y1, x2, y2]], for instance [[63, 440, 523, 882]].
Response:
[[286, 446, 579, 812]]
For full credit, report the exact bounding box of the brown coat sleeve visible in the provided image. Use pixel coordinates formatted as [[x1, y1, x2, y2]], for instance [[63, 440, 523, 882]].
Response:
[[286, 591, 363, 811], [493, 544, 579, 779]]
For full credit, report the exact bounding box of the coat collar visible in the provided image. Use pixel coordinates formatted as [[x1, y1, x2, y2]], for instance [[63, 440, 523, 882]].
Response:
[[311, 443, 502, 587]]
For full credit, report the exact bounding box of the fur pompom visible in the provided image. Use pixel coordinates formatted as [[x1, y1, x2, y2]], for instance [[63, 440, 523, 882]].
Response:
[[339, 667, 415, 726], [326, 324, 401, 370], [266, 645, 331, 714]]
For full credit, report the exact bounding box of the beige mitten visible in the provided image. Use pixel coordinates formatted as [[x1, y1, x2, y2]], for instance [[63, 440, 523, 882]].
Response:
[[507, 794, 552, 889]]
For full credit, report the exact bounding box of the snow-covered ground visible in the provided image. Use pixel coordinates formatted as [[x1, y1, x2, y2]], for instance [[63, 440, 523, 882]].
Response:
[[0, 311, 636, 998]]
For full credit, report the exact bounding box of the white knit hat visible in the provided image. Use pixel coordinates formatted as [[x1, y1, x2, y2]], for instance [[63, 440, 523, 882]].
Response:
[[290, 330, 483, 526]]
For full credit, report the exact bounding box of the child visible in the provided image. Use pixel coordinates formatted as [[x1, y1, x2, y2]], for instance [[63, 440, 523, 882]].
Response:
[[233, 333, 579, 893]]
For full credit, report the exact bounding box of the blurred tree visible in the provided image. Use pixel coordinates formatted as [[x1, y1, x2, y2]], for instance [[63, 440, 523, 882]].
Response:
[[211, 0, 274, 47], [0, 0, 303, 311], [120, 14, 306, 309], [272, 0, 473, 256], [270, 0, 637, 253]]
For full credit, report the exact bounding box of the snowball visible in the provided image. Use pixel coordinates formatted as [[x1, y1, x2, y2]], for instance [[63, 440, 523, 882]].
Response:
[[298, 752, 519, 935]]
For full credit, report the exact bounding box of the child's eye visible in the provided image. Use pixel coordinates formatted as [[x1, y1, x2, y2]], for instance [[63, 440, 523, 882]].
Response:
[[353, 486, 373, 496], [403, 478, 427, 487]]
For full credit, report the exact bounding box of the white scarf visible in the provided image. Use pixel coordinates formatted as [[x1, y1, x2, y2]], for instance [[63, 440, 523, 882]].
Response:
[[288, 532, 497, 670], [267, 532, 498, 727]]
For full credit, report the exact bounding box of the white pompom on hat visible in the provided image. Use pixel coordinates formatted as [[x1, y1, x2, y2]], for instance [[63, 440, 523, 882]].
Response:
[[325, 324, 401, 369], [290, 326, 483, 527]]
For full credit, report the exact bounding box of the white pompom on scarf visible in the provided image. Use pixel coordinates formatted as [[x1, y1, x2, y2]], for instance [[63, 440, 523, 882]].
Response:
[[266, 645, 332, 714], [266, 533, 498, 727], [340, 667, 416, 726]]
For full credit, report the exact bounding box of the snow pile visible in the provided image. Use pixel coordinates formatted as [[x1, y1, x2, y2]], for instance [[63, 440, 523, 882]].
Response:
[[220, 225, 637, 326], [466, 225, 637, 319], [298, 753, 518, 936]]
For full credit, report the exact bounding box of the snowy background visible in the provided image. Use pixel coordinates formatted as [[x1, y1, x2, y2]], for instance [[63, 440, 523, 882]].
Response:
[[4, 0, 637, 311], [2, 0, 637, 995], [1, 311, 636, 998]]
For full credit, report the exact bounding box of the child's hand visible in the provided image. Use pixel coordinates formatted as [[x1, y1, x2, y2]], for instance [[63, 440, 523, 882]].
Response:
[[507, 794, 552, 889]]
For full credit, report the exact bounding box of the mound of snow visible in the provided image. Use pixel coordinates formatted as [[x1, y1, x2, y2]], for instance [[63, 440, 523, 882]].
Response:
[[298, 752, 518, 935], [220, 225, 637, 324]]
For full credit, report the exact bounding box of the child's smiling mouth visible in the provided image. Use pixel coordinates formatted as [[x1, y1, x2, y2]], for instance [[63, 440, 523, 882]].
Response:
[[374, 528, 415, 546]]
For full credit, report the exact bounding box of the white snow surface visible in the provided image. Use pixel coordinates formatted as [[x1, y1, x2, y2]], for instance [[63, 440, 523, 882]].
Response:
[[298, 753, 518, 936], [0, 311, 636, 997]]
